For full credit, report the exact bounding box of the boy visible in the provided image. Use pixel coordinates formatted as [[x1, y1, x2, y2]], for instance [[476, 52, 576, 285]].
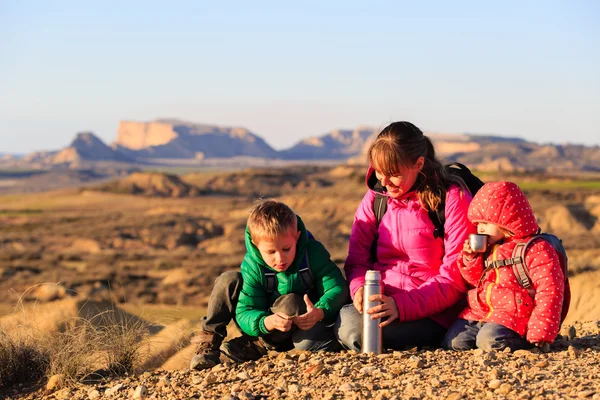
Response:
[[190, 199, 348, 370], [442, 181, 566, 351]]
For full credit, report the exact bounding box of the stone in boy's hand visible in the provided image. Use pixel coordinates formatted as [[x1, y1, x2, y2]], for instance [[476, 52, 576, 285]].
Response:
[[264, 313, 293, 332], [293, 294, 325, 331]]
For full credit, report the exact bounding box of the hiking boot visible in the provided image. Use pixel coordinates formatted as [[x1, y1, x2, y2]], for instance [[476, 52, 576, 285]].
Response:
[[220, 335, 268, 363], [189, 331, 223, 370]]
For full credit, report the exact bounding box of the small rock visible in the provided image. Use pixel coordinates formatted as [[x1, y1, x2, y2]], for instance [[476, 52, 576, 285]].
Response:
[[54, 388, 72, 400], [473, 348, 485, 356], [46, 374, 65, 391], [446, 393, 462, 400], [205, 372, 218, 384], [513, 350, 533, 357], [237, 392, 254, 400], [578, 391, 595, 398], [87, 389, 101, 400], [191, 375, 202, 384], [568, 325, 577, 340], [360, 366, 377, 374], [535, 360, 549, 368], [212, 364, 228, 372], [568, 346, 579, 359], [408, 356, 424, 368], [339, 383, 355, 391], [157, 376, 170, 388], [133, 385, 148, 399], [288, 384, 301, 393], [237, 371, 251, 380], [105, 383, 123, 396], [488, 379, 501, 389], [497, 383, 512, 395]]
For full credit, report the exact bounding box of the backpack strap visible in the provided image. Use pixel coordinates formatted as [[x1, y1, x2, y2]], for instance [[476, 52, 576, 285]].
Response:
[[510, 235, 545, 289], [373, 193, 387, 224], [263, 266, 279, 295], [482, 236, 543, 290], [298, 250, 315, 292], [428, 205, 446, 239]]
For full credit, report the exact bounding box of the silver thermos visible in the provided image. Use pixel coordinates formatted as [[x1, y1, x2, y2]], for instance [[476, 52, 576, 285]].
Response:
[[362, 270, 383, 354]]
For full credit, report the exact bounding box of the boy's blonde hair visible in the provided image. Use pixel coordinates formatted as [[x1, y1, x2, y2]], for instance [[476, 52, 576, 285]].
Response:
[[248, 199, 298, 243]]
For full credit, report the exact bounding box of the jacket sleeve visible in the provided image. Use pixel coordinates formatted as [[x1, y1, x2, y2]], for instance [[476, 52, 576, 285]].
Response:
[[458, 253, 485, 287], [310, 241, 350, 322], [391, 186, 474, 321], [235, 257, 272, 337], [344, 190, 378, 299], [525, 240, 564, 344]]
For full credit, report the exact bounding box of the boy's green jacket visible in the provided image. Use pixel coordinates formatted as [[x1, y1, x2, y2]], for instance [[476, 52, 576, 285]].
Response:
[[235, 216, 349, 337]]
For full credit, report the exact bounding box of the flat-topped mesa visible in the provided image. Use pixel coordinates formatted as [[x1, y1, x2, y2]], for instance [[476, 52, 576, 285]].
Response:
[[114, 119, 277, 158], [116, 121, 179, 150]]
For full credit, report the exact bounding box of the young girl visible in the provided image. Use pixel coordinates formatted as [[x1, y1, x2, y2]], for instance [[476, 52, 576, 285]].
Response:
[[442, 181, 565, 351]]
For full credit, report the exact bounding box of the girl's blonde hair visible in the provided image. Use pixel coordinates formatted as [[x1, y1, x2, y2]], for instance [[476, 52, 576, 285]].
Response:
[[368, 121, 465, 212], [248, 199, 298, 243]]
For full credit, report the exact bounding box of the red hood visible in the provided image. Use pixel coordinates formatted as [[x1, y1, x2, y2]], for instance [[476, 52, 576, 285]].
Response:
[[468, 181, 539, 239]]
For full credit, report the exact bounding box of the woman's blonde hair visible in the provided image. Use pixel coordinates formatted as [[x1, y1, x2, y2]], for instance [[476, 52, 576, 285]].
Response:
[[248, 199, 298, 243], [368, 121, 465, 212]]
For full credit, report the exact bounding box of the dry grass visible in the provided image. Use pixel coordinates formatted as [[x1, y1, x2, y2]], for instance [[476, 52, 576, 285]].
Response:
[[0, 301, 151, 390], [0, 329, 49, 389]]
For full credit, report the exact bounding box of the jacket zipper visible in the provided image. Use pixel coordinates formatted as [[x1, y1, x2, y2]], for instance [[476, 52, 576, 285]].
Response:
[[484, 245, 500, 319]]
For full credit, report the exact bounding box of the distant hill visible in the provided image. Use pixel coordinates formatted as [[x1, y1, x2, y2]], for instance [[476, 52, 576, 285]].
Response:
[[4, 120, 600, 174], [20, 132, 133, 167], [353, 130, 600, 172], [114, 119, 278, 159], [93, 172, 203, 197], [279, 128, 375, 160]]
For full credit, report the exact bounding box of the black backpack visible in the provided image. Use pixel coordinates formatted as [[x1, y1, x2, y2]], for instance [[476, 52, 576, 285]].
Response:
[[371, 163, 483, 259], [263, 231, 315, 296]]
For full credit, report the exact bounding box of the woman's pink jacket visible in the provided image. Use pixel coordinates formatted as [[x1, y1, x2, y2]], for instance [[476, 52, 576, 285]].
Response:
[[345, 166, 476, 328]]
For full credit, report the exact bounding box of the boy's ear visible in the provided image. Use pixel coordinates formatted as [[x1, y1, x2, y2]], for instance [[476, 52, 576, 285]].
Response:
[[296, 230, 301, 240]]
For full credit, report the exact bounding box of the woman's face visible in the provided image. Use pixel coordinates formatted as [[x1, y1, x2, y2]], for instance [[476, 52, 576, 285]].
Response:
[[374, 157, 424, 198]]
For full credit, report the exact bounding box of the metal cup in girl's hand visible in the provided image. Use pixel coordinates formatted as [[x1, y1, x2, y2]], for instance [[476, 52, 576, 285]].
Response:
[[469, 234, 489, 253]]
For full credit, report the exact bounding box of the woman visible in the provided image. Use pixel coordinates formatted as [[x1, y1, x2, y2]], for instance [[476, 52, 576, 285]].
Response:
[[335, 121, 476, 350]]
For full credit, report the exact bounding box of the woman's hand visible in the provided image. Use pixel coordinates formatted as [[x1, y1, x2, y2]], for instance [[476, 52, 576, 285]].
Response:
[[353, 286, 364, 313], [264, 313, 293, 332], [365, 293, 399, 327], [293, 295, 325, 331]]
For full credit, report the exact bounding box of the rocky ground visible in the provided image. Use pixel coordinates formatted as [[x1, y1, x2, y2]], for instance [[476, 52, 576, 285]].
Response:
[[4, 321, 599, 400]]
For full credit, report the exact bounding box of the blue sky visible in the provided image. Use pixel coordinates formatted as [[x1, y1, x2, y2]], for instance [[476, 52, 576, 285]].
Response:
[[1, 1, 599, 153]]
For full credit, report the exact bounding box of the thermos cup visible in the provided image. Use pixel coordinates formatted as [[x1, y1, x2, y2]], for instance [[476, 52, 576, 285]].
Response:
[[469, 233, 489, 253], [362, 270, 383, 354]]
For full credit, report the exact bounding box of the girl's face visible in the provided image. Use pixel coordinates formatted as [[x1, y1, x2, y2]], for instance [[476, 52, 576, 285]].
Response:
[[477, 222, 505, 245], [374, 157, 424, 198]]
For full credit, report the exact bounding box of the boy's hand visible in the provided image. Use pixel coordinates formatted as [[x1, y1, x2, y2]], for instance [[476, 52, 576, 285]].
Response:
[[264, 313, 293, 332], [365, 293, 399, 327], [293, 294, 325, 331], [353, 286, 364, 313]]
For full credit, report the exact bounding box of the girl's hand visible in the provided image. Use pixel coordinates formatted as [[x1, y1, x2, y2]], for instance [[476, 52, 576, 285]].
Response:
[[264, 313, 293, 332], [353, 286, 364, 313], [462, 239, 477, 260], [365, 293, 399, 327], [293, 295, 325, 331]]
